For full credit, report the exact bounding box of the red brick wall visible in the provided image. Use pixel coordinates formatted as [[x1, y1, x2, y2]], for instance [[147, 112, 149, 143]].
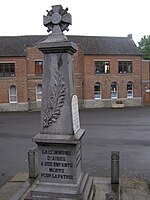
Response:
[[73, 45, 84, 99], [0, 46, 143, 108], [83, 55, 142, 100], [0, 57, 27, 103], [26, 47, 43, 101], [26, 45, 84, 101]]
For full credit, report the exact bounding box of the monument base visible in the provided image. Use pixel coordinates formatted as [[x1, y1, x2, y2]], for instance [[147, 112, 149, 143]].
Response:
[[26, 173, 94, 200], [25, 129, 94, 200]]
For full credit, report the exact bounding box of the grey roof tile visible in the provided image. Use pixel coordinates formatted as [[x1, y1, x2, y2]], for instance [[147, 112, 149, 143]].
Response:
[[0, 35, 141, 57], [68, 35, 141, 55], [0, 35, 46, 57]]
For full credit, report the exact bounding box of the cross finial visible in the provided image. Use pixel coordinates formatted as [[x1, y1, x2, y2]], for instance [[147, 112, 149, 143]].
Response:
[[43, 5, 72, 34]]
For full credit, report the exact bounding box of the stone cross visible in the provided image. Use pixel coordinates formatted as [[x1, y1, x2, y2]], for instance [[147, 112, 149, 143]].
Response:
[[43, 5, 72, 33]]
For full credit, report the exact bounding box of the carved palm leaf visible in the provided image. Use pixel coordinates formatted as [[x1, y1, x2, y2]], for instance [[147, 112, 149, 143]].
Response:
[[43, 70, 66, 127]]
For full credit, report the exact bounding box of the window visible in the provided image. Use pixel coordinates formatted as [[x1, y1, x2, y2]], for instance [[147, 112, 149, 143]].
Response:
[[118, 61, 132, 73], [111, 82, 118, 99], [0, 63, 15, 77], [36, 84, 42, 101], [95, 61, 110, 74], [127, 82, 133, 98], [94, 82, 101, 99], [35, 61, 43, 75], [9, 85, 17, 103]]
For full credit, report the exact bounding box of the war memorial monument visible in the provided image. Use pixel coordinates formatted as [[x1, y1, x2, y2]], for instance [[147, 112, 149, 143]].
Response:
[[26, 5, 94, 200]]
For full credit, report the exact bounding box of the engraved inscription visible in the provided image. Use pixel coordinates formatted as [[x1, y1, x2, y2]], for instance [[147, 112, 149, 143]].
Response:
[[39, 146, 75, 183], [71, 95, 80, 134]]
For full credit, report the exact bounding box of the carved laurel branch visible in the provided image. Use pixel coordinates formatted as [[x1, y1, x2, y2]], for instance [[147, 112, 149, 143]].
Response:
[[43, 70, 66, 127]]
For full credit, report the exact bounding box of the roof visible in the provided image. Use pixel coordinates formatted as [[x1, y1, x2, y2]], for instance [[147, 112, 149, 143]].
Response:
[[0, 35, 141, 57], [68, 35, 141, 56], [0, 35, 46, 57]]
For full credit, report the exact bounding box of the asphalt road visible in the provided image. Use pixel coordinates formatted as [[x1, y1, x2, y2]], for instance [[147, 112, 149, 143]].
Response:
[[0, 106, 150, 187]]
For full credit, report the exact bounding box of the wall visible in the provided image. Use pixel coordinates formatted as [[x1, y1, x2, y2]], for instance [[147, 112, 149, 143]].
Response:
[[84, 98, 142, 108], [26, 45, 84, 109], [0, 46, 144, 111], [73, 45, 84, 107], [83, 55, 142, 108], [0, 57, 28, 111], [26, 46, 43, 103]]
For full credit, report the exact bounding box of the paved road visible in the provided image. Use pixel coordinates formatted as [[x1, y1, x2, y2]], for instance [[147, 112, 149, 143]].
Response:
[[0, 107, 150, 187]]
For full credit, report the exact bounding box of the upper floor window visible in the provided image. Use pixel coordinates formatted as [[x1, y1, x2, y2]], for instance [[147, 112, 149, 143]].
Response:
[[111, 82, 118, 99], [36, 84, 42, 101], [118, 61, 132, 73], [0, 63, 15, 77], [35, 61, 43, 75], [94, 82, 101, 99], [127, 82, 133, 98], [9, 85, 17, 103], [95, 61, 110, 74]]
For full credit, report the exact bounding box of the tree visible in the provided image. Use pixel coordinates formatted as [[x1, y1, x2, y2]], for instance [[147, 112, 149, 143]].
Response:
[[138, 35, 150, 60]]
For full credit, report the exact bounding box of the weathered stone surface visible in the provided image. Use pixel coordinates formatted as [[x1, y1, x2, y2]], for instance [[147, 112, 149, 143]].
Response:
[[38, 42, 77, 135], [26, 5, 93, 200], [43, 5, 72, 34]]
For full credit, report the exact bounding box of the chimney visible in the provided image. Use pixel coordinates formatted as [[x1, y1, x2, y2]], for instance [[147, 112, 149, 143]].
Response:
[[127, 34, 132, 39]]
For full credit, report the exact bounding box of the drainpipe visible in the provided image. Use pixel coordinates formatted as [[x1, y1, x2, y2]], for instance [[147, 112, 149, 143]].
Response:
[[149, 60, 150, 105], [140, 57, 143, 106]]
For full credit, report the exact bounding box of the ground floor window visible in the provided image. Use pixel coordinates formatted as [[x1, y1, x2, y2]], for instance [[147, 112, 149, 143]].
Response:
[[94, 82, 101, 99], [9, 85, 17, 103], [111, 82, 118, 98], [36, 84, 42, 101], [127, 82, 133, 98]]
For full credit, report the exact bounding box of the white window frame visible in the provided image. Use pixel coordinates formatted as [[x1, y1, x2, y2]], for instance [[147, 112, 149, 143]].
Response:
[[111, 82, 118, 99], [127, 82, 133, 98], [36, 84, 42, 101], [94, 82, 102, 99], [9, 85, 17, 103]]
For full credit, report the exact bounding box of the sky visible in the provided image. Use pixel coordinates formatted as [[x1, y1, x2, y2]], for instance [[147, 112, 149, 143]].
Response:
[[0, 0, 149, 45]]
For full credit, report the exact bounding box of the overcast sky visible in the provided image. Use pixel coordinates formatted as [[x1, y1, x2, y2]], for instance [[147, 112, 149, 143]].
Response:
[[0, 0, 149, 44]]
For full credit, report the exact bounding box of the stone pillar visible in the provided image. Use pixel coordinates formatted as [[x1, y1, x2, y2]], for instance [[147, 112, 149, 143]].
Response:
[[26, 5, 93, 200], [111, 151, 119, 184]]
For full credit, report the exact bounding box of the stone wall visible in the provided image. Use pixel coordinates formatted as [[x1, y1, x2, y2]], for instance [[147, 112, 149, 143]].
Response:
[[0, 97, 142, 111], [0, 101, 41, 112], [0, 102, 28, 112], [84, 97, 142, 108]]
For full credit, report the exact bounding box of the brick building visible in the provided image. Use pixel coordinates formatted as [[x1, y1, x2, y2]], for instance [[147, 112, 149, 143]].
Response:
[[70, 35, 142, 108], [0, 34, 145, 111]]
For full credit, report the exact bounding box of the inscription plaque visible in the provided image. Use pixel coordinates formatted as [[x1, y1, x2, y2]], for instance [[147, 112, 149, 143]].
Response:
[[38, 145, 75, 184], [71, 95, 80, 134]]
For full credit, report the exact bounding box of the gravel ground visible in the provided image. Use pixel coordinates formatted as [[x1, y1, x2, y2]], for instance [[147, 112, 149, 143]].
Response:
[[120, 176, 150, 200]]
